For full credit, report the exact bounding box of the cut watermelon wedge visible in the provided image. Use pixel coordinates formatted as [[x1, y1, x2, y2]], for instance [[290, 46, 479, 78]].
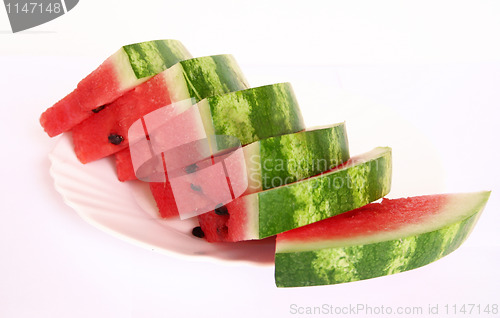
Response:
[[40, 39, 191, 137], [274, 191, 490, 287], [151, 123, 350, 218], [198, 147, 392, 242], [72, 54, 249, 163]]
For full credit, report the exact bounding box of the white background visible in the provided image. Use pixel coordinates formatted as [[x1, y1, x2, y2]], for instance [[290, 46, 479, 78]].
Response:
[[1, 1, 499, 317]]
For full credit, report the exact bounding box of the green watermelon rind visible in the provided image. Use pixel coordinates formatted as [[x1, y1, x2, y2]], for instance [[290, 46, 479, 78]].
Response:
[[274, 191, 490, 287], [244, 123, 350, 192], [259, 123, 350, 190], [254, 147, 392, 239], [198, 82, 306, 148], [162, 54, 250, 105], [179, 55, 250, 102], [122, 39, 192, 79]]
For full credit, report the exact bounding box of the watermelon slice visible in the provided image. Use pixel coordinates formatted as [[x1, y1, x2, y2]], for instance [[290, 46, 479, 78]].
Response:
[[198, 147, 392, 242], [116, 82, 306, 182], [72, 54, 249, 164], [274, 191, 490, 287], [151, 123, 350, 218], [40, 39, 191, 137]]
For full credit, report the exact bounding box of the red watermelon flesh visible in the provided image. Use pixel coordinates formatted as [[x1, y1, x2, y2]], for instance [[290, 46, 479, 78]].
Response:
[[150, 166, 245, 220], [150, 179, 177, 218], [130, 153, 243, 219], [151, 147, 248, 220], [197, 193, 254, 242], [125, 120, 249, 219], [40, 58, 124, 137], [115, 101, 211, 182], [72, 73, 172, 164], [169, 158, 235, 220], [115, 148, 137, 182]]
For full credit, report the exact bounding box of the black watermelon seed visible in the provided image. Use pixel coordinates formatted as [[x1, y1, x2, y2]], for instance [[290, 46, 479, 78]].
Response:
[[91, 105, 106, 113], [214, 203, 229, 216], [108, 134, 124, 145], [185, 163, 198, 174], [192, 226, 205, 238], [190, 184, 202, 192]]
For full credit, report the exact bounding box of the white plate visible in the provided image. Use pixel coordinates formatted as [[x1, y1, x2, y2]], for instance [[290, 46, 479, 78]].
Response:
[[48, 89, 445, 266]]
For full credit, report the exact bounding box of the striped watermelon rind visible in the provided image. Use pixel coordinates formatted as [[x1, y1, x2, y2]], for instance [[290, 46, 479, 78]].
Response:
[[274, 191, 490, 287], [257, 147, 391, 239], [253, 123, 350, 191], [173, 54, 249, 103], [199, 147, 391, 241], [122, 39, 193, 79], [198, 82, 305, 147]]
